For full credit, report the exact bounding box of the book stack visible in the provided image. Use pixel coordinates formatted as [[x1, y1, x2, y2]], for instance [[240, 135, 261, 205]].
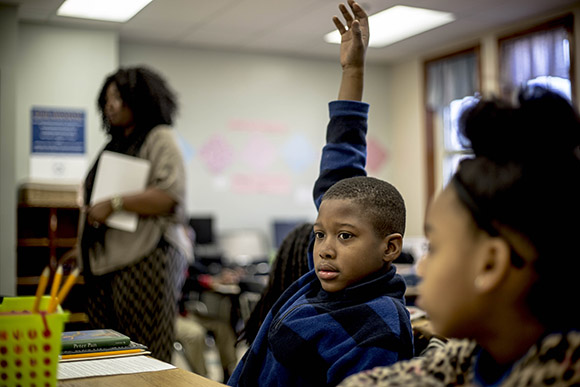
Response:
[[59, 329, 150, 362]]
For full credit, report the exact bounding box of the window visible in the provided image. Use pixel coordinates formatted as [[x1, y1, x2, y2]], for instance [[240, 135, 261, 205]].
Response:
[[527, 75, 571, 100], [424, 47, 480, 199], [424, 15, 574, 201], [441, 96, 477, 186], [499, 15, 574, 101]]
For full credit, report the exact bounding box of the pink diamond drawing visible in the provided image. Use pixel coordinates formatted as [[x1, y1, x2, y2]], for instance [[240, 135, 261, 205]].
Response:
[[241, 134, 276, 172], [367, 137, 388, 172], [199, 134, 234, 174]]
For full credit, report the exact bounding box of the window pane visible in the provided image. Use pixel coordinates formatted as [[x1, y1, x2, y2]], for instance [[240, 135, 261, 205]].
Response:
[[499, 24, 571, 98], [527, 75, 572, 101], [443, 96, 478, 152], [443, 153, 472, 188]]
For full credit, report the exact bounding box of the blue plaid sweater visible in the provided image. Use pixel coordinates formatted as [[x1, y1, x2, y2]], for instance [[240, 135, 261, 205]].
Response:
[[228, 100, 413, 387]]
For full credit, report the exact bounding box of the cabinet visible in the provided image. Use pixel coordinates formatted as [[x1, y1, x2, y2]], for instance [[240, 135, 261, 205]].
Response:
[[16, 182, 89, 329]]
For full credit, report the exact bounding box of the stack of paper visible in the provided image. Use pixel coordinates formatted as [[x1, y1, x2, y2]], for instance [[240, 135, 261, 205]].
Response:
[[91, 151, 151, 232], [58, 356, 175, 380]]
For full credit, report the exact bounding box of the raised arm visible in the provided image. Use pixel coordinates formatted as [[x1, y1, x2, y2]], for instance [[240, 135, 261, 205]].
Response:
[[335, 0, 369, 101], [313, 0, 370, 209]]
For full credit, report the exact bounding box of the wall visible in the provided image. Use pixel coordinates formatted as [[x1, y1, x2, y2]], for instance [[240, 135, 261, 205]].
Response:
[[0, 22, 117, 295], [388, 59, 426, 237], [16, 23, 118, 181], [0, 5, 19, 295], [120, 43, 400, 243]]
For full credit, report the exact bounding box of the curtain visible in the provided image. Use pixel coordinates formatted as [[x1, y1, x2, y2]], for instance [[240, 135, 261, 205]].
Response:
[[499, 26, 570, 95], [426, 52, 478, 110]]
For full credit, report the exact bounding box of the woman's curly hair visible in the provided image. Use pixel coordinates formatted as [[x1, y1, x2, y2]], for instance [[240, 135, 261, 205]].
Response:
[[97, 66, 177, 134]]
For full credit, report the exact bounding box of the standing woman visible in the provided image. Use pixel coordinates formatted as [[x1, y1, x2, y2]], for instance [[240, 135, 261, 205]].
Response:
[[80, 67, 192, 362]]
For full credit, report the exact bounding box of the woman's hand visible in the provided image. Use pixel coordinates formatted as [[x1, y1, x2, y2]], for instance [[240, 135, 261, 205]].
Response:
[[86, 200, 114, 227], [87, 187, 176, 228]]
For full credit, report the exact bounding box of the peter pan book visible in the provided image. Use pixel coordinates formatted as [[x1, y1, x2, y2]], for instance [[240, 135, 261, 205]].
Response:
[[61, 329, 131, 351]]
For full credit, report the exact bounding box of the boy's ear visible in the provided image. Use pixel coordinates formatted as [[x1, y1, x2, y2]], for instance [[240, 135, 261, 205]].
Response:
[[382, 233, 403, 263]]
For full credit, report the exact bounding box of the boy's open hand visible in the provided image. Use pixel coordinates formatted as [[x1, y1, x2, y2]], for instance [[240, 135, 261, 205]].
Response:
[[333, 0, 369, 71]]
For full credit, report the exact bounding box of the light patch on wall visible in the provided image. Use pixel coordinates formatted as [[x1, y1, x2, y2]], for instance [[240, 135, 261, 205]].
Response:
[[282, 134, 316, 173], [293, 186, 313, 206], [228, 119, 289, 133], [212, 176, 230, 192], [231, 174, 291, 195], [176, 131, 195, 163]]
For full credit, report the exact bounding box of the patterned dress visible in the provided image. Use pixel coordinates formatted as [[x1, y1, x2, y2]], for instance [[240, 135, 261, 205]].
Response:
[[86, 239, 187, 362]]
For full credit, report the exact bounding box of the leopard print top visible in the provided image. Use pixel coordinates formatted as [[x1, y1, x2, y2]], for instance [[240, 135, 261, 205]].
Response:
[[339, 331, 580, 386]]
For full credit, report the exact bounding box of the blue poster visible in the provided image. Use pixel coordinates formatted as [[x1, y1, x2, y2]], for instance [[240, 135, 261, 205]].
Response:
[[31, 107, 85, 154]]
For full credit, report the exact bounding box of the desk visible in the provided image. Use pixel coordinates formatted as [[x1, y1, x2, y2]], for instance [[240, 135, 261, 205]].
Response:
[[59, 367, 227, 387]]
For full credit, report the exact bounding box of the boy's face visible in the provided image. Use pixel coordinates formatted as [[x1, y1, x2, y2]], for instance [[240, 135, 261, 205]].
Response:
[[313, 198, 388, 292]]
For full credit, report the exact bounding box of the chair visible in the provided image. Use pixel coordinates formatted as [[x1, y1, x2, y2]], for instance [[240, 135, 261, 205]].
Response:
[[238, 291, 263, 323], [218, 229, 270, 267]]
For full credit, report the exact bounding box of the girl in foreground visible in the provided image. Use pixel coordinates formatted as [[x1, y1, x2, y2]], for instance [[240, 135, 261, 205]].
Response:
[[334, 2, 580, 384]]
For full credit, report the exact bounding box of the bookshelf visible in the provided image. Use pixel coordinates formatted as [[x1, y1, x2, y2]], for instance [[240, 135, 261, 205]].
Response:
[[16, 182, 89, 328]]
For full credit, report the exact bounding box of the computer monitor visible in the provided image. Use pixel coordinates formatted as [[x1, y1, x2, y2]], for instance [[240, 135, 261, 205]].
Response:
[[189, 217, 214, 245], [272, 220, 307, 249]]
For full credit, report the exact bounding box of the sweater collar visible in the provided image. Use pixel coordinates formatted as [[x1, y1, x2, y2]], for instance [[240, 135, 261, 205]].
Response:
[[313, 265, 406, 303]]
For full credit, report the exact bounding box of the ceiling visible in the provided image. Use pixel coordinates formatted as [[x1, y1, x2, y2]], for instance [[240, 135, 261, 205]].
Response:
[[2, 0, 579, 64]]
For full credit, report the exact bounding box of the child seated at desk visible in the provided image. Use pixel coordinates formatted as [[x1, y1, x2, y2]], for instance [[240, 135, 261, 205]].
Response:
[[338, 15, 580, 387], [227, 2, 413, 386]]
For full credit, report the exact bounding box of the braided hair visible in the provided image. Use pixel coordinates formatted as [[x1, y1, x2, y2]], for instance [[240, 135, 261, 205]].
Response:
[[238, 223, 313, 345]]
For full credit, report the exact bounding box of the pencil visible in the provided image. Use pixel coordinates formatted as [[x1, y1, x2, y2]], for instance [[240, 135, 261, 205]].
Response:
[[60, 348, 144, 360], [48, 265, 63, 313], [50, 267, 80, 313], [32, 266, 50, 313]]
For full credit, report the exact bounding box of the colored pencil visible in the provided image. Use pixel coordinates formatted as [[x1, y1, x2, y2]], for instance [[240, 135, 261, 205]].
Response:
[[32, 266, 50, 313], [49, 267, 80, 313], [47, 265, 63, 313]]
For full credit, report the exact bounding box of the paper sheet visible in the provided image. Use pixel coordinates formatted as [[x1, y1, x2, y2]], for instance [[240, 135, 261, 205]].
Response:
[[58, 355, 175, 380], [91, 151, 151, 232]]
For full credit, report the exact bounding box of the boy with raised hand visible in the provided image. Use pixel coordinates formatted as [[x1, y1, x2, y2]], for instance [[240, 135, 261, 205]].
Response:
[[227, 1, 413, 386]]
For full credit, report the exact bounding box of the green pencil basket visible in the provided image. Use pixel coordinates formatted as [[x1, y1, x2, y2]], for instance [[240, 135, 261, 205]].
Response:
[[0, 296, 69, 387]]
